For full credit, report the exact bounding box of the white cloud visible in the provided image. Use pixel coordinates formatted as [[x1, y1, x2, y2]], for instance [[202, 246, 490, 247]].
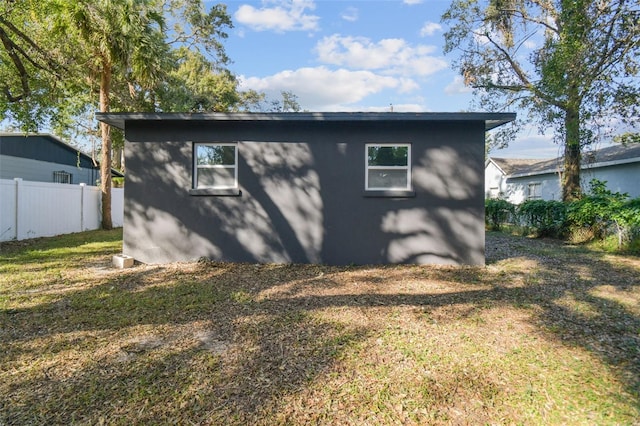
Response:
[[239, 67, 414, 110], [341, 7, 358, 22], [444, 76, 473, 95], [420, 22, 442, 37], [234, 0, 319, 33], [315, 34, 448, 77], [491, 133, 560, 159], [403, 0, 423, 4]]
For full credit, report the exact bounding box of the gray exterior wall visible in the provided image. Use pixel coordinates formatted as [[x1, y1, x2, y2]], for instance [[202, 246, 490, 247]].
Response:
[[0, 134, 101, 185], [507, 162, 640, 203], [580, 162, 640, 197], [506, 172, 562, 204], [123, 119, 486, 266], [0, 155, 100, 185]]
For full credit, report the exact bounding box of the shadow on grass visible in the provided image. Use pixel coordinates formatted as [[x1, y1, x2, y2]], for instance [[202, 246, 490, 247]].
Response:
[[1, 231, 639, 423]]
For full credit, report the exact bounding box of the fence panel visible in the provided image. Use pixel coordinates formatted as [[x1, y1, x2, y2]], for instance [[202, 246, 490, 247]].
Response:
[[0, 179, 124, 242], [18, 180, 83, 240], [82, 186, 102, 231], [112, 188, 124, 227], [0, 179, 17, 241]]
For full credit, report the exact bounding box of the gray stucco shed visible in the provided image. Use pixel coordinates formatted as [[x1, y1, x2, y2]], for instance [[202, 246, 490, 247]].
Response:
[[97, 112, 515, 266]]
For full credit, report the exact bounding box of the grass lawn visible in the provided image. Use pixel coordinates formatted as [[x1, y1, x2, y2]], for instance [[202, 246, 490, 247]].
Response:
[[1, 229, 639, 425]]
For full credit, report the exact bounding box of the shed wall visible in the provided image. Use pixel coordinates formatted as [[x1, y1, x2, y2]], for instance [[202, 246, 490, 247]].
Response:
[[123, 120, 486, 265]]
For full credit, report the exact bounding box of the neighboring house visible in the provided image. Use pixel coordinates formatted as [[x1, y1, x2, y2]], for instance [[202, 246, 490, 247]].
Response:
[[97, 111, 516, 266], [485, 157, 550, 200], [487, 143, 640, 204], [0, 133, 123, 185]]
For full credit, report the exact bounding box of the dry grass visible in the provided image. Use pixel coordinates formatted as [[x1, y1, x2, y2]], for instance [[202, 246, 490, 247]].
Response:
[[1, 229, 639, 425]]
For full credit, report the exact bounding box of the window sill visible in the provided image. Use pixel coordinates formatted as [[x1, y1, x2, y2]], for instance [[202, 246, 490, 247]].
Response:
[[363, 190, 416, 198], [189, 188, 242, 196]]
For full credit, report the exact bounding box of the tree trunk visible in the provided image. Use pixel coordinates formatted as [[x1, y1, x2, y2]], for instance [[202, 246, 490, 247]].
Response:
[[113, 146, 123, 171], [562, 106, 582, 202], [100, 64, 113, 230]]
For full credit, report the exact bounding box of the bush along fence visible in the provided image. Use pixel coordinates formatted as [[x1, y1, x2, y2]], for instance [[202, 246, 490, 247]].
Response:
[[486, 179, 640, 252], [0, 178, 124, 242]]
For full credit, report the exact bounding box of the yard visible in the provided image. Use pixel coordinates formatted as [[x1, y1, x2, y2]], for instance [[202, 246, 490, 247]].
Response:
[[1, 229, 639, 425]]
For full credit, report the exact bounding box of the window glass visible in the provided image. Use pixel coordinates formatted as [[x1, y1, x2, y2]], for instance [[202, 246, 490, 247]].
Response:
[[53, 171, 72, 184], [196, 145, 236, 166], [196, 168, 236, 188], [194, 143, 237, 189], [368, 146, 408, 166], [527, 183, 541, 200], [367, 169, 408, 189], [365, 144, 411, 190]]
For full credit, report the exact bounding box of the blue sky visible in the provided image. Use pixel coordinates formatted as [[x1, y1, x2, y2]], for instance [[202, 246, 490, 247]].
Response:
[[216, 0, 564, 159]]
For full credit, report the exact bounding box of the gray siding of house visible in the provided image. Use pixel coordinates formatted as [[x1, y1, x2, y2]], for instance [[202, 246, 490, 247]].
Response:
[[0, 155, 99, 185], [507, 161, 640, 203], [123, 119, 486, 266], [0, 134, 102, 185], [581, 162, 640, 197], [0, 135, 96, 167], [507, 172, 562, 203]]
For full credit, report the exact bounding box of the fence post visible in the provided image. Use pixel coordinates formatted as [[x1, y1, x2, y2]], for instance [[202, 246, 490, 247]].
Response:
[[79, 183, 85, 231], [13, 178, 22, 240]]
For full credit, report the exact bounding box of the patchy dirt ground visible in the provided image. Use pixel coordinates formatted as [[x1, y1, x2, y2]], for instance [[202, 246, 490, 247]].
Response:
[[1, 231, 639, 424]]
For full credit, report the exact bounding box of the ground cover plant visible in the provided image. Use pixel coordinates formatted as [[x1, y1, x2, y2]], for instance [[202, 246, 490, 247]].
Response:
[[485, 180, 640, 253], [1, 229, 639, 424]]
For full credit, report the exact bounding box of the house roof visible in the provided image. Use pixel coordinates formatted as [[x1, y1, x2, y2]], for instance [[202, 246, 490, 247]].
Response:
[[488, 157, 551, 175], [96, 111, 517, 131], [508, 143, 640, 178], [0, 133, 124, 177]]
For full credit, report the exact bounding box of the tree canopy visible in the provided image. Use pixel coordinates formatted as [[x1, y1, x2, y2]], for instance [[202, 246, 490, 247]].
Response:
[[442, 0, 640, 201], [0, 0, 261, 228]]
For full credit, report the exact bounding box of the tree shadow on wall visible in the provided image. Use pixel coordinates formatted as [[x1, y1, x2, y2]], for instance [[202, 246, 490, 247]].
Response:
[[122, 135, 485, 265]]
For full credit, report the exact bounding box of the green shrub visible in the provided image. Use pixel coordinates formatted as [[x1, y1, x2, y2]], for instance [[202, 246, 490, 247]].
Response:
[[517, 199, 567, 238], [487, 179, 640, 253], [565, 179, 640, 248], [566, 180, 624, 238], [485, 199, 516, 230]]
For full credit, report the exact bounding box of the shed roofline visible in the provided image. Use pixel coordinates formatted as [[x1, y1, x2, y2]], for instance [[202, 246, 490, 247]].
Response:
[[95, 111, 516, 131]]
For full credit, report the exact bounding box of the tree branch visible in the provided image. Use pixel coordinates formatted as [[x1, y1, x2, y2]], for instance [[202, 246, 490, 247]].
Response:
[[0, 16, 66, 75], [0, 25, 30, 102], [584, 0, 636, 88], [496, 7, 559, 34], [483, 30, 566, 110]]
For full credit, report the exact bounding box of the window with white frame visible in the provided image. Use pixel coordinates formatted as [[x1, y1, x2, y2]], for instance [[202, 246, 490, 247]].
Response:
[[194, 143, 238, 189], [365, 144, 411, 191], [527, 182, 542, 200], [53, 171, 72, 184]]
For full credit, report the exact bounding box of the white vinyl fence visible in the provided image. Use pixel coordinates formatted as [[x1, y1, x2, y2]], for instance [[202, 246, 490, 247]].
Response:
[[0, 178, 123, 242]]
